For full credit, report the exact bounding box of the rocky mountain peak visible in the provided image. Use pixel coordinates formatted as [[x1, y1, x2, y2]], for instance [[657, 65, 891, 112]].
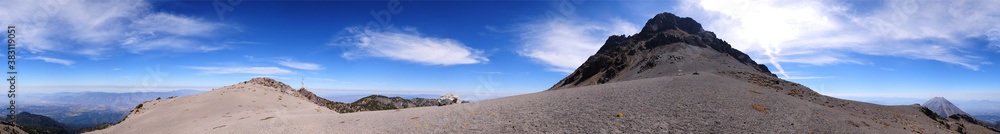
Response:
[[639, 12, 704, 35], [549, 12, 775, 90]]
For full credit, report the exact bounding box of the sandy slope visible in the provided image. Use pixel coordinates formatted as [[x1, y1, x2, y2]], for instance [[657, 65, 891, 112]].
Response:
[[89, 82, 334, 133], [89, 73, 998, 133]]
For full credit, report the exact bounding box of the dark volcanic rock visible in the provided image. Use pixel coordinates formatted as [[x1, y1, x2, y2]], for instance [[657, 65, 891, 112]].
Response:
[[549, 12, 774, 90], [923, 97, 969, 118]]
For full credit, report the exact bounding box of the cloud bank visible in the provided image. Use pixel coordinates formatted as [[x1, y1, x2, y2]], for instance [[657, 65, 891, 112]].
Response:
[[0, 0, 228, 60], [677, 0, 1000, 78], [516, 18, 639, 73], [333, 27, 488, 66]]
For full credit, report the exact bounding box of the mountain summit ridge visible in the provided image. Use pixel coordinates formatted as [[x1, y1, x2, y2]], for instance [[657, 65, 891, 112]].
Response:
[[549, 12, 773, 90]]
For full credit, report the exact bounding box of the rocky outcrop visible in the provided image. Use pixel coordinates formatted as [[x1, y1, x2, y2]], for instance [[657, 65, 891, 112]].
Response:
[[548, 12, 774, 90], [323, 95, 445, 113], [296, 88, 337, 107], [245, 77, 298, 96], [0, 121, 28, 134], [944, 114, 1000, 133], [923, 97, 969, 118], [438, 94, 461, 106]]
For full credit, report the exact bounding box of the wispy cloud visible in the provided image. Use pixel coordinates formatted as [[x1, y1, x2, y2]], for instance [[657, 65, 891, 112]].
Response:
[[245, 56, 324, 70], [275, 59, 324, 70], [26, 56, 74, 66], [516, 18, 639, 73], [185, 66, 293, 75], [0, 0, 229, 59], [677, 0, 1000, 76], [331, 26, 488, 66]]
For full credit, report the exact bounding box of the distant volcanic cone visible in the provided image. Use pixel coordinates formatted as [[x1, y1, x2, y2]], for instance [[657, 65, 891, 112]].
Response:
[[923, 97, 969, 118]]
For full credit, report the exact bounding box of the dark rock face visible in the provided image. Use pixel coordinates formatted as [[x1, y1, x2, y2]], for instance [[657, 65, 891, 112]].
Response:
[[923, 97, 969, 118], [549, 12, 774, 90], [639, 13, 703, 35]]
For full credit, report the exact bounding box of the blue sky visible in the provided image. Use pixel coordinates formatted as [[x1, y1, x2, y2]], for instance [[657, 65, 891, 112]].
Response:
[[1, 0, 998, 101]]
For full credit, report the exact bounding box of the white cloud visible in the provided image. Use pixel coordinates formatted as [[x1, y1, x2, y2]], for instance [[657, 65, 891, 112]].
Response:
[[275, 59, 324, 70], [986, 28, 1000, 52], [245, 56, 324, 70], [26, 56, 73, 66], [332, 27, 488, 66], [676, 0, 1000, 78], [186, 66, 293, 75], [516, 18, 640, 73], [0, 0, 227, 59]]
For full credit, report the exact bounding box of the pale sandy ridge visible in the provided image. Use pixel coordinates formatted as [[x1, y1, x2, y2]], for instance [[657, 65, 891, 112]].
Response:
[[89, 82, 335, 134], [90, 72, 998, 133]]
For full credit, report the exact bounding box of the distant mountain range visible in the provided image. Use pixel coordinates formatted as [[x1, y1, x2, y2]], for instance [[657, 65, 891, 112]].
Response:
[[6, 90, 203, 129], [840, 96, 1000, 124]]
